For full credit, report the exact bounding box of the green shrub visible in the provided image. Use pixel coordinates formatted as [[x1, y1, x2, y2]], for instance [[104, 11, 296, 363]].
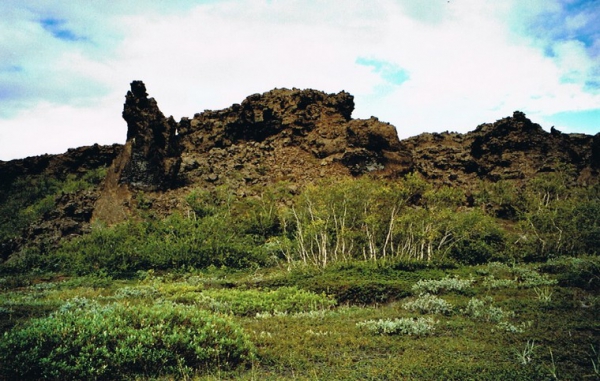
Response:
[[54, 213, 272, 276], [449, 211, 506, 265], [539, 256, 600, 289], [0, 299, 255, 380], [461, 297, 512, 323], [403, 293, 453, 315], [510, 266, 557, 288], [482, 275, 517, 289], [113, 285, 161, 300], [357, 316, 437, 336]]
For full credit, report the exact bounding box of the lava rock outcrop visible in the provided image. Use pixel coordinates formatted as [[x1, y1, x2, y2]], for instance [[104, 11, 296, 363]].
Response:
[[120, 81, 181, 190], [400, 111, 598, 186], [176, 87, 410, 190], [1, 81, 599, 261]]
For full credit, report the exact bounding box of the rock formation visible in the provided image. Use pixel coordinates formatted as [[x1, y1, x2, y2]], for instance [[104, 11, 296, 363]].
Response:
[[120, 81, 181, 190], [0, 81, 598, 260], [0, 144, 120, 260], [176, 87, 411, 193], [400, 111, 598, 187]]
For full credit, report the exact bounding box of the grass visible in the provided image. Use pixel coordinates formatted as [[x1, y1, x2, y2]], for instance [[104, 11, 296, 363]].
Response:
[[0, 261, 598, 380]]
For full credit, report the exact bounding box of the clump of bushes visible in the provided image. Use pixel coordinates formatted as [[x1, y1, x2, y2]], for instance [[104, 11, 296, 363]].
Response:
[[0, 298, 255, 380], [411, 276, 474, 295], [53, 213, 272, 276], [403, 293, 453, 315], [357, 316, 437, 336], [461, 297, 512, 323], [539, 256, 600, 289]]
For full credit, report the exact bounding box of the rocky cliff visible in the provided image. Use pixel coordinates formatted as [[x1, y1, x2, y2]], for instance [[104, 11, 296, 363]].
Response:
[[401, 110, 599, 187], [1, 81, 598, 260]]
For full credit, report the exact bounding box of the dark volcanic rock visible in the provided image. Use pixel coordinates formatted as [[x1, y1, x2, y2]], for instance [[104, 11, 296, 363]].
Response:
[[120, 81, 181, 190], [401, 111, 598, 186], [177, 87, 409, 191], [0, 144, 120, 186], [22, 190, 100, 250], [0, 144, 120, 260], [1, 81, 599, 262]]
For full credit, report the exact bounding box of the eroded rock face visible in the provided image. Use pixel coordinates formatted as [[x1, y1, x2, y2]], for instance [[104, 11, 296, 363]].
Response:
[[0, 144, 120, 260], [0, 144, 120, 185], [401, 111, 599, 186], [177, 87, 410, 192]]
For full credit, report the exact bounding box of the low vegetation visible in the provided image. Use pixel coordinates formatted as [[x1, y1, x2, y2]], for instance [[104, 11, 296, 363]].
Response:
[[0, 172, 598, 379]]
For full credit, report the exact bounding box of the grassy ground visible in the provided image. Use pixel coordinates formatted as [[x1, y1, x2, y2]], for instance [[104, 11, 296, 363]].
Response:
[[1, 260, 598, 380]]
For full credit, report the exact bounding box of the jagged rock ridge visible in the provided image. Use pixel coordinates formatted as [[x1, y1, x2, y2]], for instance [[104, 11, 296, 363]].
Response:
[[0, 81, 598, 260], [401, 110, 599, 187]]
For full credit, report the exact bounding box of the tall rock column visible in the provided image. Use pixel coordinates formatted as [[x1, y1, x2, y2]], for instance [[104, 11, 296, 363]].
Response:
[[92, 81, 181, 224], [121, 81, 181, 190]]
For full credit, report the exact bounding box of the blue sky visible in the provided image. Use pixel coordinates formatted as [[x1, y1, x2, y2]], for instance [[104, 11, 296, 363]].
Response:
[[0, 0, 599, 160]]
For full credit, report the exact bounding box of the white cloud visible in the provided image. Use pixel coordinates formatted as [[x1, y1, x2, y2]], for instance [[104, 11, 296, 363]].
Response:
[[0, 94, 125, 160], [0, 0, 599, 160]]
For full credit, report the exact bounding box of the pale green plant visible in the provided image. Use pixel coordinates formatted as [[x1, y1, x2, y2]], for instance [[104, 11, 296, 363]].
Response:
[[305, 329, 332, 336], [403, 293, 453, 315], [357, 316, 437, 336], [515, 340, 536, 365], [486, 261, 512, 271], [176, 287, 336, 316], [484, 263, 557, 288], [31, 282, 58, 291], [482, 275, 517, 289], [547, 348, 558, 380], [113, 285, 161, 300], [255, 311, 279, 319], [511, 266, 557, 288], [534, 287, 553, 303], [462, 297, 513, 323], [496, 321, 531, 334]]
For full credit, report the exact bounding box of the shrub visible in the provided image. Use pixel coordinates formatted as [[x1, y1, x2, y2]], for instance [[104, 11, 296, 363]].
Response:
[[449, 211, 506, 265], [54, 213, 271, 276], [539, 256, 600, 290], [482, 275, 517, 289], [403, 293, 453, 315], [511, 266, 557, 288], [357, 316, 437, 336], [411, 276, 474, 295], [113, 285, 161, 300], [461, 297, 512, 323], [0, 299, 255, 380]]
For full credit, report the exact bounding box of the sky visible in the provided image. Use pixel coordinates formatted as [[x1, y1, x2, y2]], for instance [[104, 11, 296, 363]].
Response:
[[1, 0, 599, 161]]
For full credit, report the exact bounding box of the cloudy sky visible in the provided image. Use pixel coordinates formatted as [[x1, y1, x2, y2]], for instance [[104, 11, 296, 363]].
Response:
[[1, 0, 599, 160]]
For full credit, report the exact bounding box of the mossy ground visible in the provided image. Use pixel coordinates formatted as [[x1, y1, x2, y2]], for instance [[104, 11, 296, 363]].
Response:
[[1, 260, 598, 380]]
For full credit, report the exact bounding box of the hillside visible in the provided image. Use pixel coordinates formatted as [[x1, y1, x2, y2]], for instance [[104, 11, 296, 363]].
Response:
[[1, 81, 598, 261], [1, 82, 599, 380]]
